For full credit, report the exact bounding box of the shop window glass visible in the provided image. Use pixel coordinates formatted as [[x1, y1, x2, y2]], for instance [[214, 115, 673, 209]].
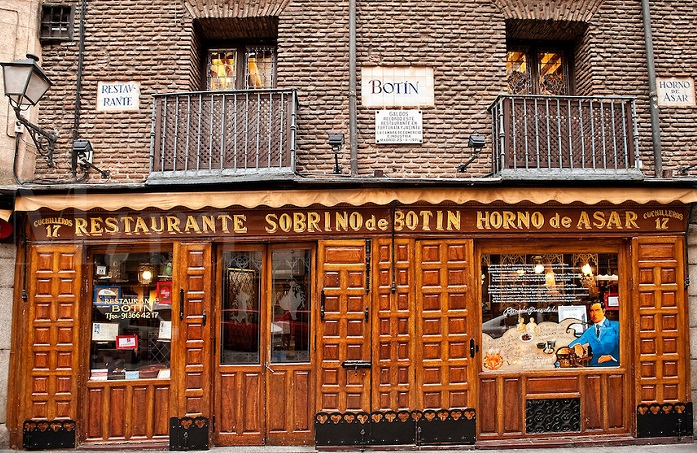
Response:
[[208, 50, 237, 91], [90, 250, 173, 380], [506, 44, 569, 95], [221, 250, 262, 364], [271, 248, 311, 363], [481, 253, 619, 372], [206, 46, 276, 91]]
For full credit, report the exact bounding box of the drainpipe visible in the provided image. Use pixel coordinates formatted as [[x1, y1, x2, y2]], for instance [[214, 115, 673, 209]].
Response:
[[349, 0, 357, 175], [73, 0, 86, 143], [641, 0, 662, 176]]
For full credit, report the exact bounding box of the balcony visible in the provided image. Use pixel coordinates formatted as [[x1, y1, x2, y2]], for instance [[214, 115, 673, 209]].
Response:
[[149, 89, 297, 181], [489, 95, 642, 180]]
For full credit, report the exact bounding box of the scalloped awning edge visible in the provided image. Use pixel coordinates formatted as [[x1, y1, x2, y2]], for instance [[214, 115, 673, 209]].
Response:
[[14, 187, 697, 212]]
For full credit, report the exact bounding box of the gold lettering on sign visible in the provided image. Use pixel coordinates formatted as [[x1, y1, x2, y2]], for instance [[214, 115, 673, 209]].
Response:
[[477, 211, 544, 230], [43, 207, 682, 239]]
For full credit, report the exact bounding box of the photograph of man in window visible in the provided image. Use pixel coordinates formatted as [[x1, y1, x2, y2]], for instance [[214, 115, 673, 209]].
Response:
[[568, 299, 619, 367]]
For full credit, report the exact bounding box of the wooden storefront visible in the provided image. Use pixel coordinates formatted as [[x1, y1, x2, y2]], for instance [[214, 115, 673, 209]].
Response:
[[7, 188, 694, 449]]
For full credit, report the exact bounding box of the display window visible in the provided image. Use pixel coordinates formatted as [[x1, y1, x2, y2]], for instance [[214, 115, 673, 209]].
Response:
[[481, 252, 619, 372], [271, 248, 311, 363], [220, 246, 312, 365], [89, 248, 173, 380]]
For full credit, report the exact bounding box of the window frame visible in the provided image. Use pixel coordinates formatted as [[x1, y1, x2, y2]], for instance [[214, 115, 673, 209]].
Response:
[[478, 241, 624, 374], [88, 245, 174, 381], [506, 40, 574, 95], [205, 43, 277, 91], [40, 4, 74, 42]]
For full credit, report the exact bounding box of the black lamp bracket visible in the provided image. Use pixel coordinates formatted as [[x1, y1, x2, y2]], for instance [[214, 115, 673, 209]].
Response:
[[78, 159, 110, 180], [14, 107, 57, 167], [71, 139, 110, 180]]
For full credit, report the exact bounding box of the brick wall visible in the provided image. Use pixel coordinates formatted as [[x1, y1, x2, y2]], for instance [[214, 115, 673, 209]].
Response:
[[31, 0, 697, 182]]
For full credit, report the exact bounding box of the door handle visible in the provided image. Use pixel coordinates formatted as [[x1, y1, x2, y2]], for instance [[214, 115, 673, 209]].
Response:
[[365, 306, 369, 321], [202, 309, 207, 326], [341, 360, 371, 371], [320, 290, 325, 320], [179, 289, 185, 320], [469, 338, 479, 358]]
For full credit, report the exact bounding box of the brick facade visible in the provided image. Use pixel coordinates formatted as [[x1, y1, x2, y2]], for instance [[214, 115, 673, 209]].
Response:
[[29, 0, 697, 182]]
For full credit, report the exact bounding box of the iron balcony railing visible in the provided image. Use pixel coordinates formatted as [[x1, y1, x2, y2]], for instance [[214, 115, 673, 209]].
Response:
[[489, 95, 642, 179], [150, 89, 297, 178]]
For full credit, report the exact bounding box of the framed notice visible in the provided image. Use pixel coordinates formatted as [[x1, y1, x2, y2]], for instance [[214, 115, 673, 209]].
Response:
[[92, 322, 119, 341], [116, 335, 139, 350], [558, 305, 588, 335], [605, 293, 619, 310]]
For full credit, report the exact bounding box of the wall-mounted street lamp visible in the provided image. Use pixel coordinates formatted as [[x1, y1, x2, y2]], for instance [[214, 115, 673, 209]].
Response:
[[1, 54, 57, 167], [72, 139, 110, 179], [328, 133, 345, 174], [2, 54, 110, 180], [457, 134, 486, 173]]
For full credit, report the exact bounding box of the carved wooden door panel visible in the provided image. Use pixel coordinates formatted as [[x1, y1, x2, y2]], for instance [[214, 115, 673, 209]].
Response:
[[373, 238, 415, 410], [316, 240, 371, 413], [21, 245, 83, 427], [414, 240, 476, 409], [632, 236, 689, 404], [316, 239, 476, 414], [173, 243, 213, 419]]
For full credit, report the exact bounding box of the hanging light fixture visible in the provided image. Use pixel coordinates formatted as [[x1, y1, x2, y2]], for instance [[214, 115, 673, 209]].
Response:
[[138, 263, 154, 285], [1, 54, 57, 166], [533, 256, 544, 274]]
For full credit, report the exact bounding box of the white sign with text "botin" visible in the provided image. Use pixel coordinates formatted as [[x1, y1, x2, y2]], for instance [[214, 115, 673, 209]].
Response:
[[362, 66, 434, 108]]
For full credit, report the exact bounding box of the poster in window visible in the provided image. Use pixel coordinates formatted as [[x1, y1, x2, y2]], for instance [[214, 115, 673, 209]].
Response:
[[94, 285, 120, 306], [157, 281, 172, 304], [116, 335, 138, 350]]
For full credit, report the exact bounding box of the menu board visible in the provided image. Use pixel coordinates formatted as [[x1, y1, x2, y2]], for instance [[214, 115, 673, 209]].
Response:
[[487, 263, 591, 305]]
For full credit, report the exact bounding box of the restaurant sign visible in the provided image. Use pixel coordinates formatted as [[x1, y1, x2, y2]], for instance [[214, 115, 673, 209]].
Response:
[[28, 206, 687, 241]]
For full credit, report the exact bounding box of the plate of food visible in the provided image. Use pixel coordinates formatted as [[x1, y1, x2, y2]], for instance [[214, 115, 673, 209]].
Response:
[[519, 332, 533, 342]]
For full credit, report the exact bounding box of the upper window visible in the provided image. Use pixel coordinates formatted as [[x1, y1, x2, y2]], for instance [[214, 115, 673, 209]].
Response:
[[207, 46, 276, 90], [506, 43, 570, 95], [40, 5, 74, 42]]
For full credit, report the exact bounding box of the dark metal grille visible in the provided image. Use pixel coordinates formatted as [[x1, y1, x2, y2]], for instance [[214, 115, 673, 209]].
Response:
[[490, 95, 641, 179], [150, 89, 297, 177], [525, 398, 581, 433], [40, 6, 73, 41]]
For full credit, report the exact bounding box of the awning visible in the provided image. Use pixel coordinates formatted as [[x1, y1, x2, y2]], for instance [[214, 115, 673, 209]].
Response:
[[13, 186, 697, 212], [0, 209, 12, 221]]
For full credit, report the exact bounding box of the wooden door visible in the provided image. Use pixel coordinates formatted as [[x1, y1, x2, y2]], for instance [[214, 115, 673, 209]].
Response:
[[213, 246, 265, 446], [316, 240, 371, 413], [414, 240, 477, 409], [373, 238, 415, 410], [173, 243, 213, 419], [632, 236, 689, 404], [265, 245, 314, 445], [20, 245, 83, 426], [317, 238, 477, 415]]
